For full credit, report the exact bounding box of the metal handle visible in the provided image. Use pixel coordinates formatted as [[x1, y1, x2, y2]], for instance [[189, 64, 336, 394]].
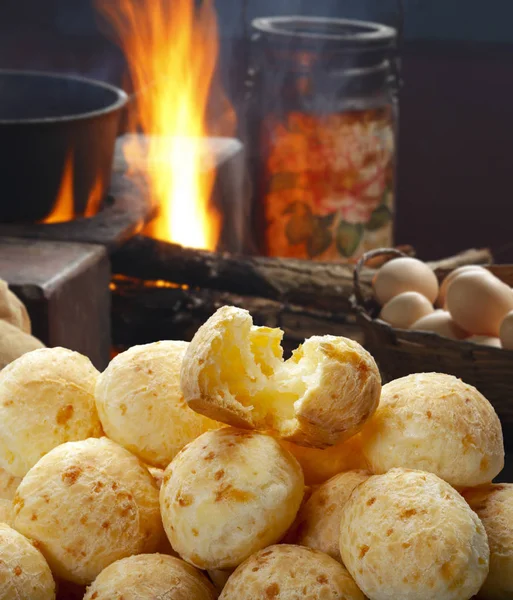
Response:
[[353, 247, 409, 311]]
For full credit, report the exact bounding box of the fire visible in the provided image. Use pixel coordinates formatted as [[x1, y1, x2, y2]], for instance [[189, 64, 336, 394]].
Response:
[[98, 0, 230, 251], [85, 174, 105, 218], [43, 153, 106, 223], [44, 153, 75, 223]]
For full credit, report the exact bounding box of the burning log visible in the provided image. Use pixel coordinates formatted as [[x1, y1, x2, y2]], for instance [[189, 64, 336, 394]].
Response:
[[110, 277, 363, 354], [111, 235, 492, 313]]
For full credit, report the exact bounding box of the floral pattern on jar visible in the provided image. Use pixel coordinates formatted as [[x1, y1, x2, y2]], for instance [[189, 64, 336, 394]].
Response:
[[263, 108, 395, 262]]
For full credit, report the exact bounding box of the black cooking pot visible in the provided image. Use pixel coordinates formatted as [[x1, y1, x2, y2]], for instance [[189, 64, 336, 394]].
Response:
[[0, 70, 128, 223]]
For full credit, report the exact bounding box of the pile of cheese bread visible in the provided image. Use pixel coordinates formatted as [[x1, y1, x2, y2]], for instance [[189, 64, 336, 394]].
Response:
[[0, 305, 510, 600]]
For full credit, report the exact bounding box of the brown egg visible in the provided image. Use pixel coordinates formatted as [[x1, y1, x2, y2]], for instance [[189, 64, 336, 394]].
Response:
[[379, 292, 434, 329], [410, 310, 468, 340], [500, 310, 513, 350], [437, 265, 489, 308], [447, 271, 513, 336], [373, 257, 439, 305]]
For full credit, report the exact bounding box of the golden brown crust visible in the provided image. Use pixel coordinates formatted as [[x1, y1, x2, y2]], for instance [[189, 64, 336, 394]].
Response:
[[160, 427, 304, 570], [12, 437, 163, 585], [279, 434, 367, 485], [339, 469, 489, 600], [95, 341, 221, 468], [360, 372, 504, 487], [181, 306, 381, 448], [219, 544, 365, 599], [0, 523, 56, 599], [291, 470, 371, 562], [0, 347, 102, 477], [464, 483, 513, 599], [83, 554, 217, 600]]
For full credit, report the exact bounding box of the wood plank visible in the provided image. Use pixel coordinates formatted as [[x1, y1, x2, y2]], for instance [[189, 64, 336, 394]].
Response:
[[0, 237, 111, 369]]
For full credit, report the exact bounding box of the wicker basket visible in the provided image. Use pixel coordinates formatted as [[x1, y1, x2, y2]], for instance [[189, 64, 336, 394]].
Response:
[[352, 249, 513, 428]]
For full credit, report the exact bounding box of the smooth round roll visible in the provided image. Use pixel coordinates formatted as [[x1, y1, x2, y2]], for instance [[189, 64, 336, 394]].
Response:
[[0, 523, 56, 600], [464, 483, 513, 599], [0, 280, 31, 333], [339, 469, 489, 600], [160, 427, 304, 570], [0, 347, 102, 477], [83, 554, 217, 600], [220, 544, 365, 600], [360, 372, 504, 487], [0, 465, 21, 500], [12, 437, 163, 585], [181, 306, 381, 448], [293, 470, 371, 561], [95, 341, 221, 468], [280, 434, 367, 486]]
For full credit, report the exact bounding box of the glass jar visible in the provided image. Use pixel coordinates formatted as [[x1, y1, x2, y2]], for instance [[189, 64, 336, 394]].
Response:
[[247, 16, 398, 262]]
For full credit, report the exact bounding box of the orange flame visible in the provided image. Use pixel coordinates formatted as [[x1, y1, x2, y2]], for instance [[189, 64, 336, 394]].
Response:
[[85, 174, 105, 218], [44, 153, 75, 223], [43, 153, 106, 223], [97, 0, 228, 250]]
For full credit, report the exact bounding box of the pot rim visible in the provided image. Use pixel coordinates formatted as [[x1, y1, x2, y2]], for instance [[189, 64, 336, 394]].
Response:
[[252, 16, 396, 46], [0, 69, 128, 125]]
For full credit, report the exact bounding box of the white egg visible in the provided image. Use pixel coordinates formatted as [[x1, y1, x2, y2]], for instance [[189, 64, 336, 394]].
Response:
[[380, 292, 434, 329], [437, 266, 490, 308], [500, 310, 513, 350], [373, 257, 439, 306], [410, 310, 468, 340], [467, 335, 502, 348], [446, 271, 513, 336]]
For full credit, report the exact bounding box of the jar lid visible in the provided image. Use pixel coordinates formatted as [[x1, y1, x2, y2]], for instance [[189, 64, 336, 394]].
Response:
[[252, 16, 396, 50]]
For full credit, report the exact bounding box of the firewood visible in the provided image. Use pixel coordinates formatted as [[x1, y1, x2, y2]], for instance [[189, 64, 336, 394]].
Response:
[[110, 277, 363, 354], [111, 235, 493, 313]]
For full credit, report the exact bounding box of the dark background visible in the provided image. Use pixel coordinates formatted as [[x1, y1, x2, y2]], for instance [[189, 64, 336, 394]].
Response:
[[1, 0, 513, 261]]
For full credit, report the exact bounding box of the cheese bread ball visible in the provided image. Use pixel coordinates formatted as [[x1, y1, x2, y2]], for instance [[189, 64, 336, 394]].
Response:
[[280, 434, 367, 486], [220, 544, 365, 600], [360, 372, 504, 487], [12, 437, 163, 585], [95, 341, 221, 468], [181, 306, 381, 448], [0, 279, 31, 333], [0, 499, 12, 525], [0, 319, 45, 371], [339, 469, 489, 600], [0, 465, 21, 500], [83, 554, 217, 600], [0, 523, 56, 600], [464, 484, 513, 599], [293, 470, 371, 562], [160, 427, 304, 570], [0, 347, 102, 477]]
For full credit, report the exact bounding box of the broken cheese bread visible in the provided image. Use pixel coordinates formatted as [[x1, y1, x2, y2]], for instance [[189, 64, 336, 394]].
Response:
[[181, 306, 381, 448]]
